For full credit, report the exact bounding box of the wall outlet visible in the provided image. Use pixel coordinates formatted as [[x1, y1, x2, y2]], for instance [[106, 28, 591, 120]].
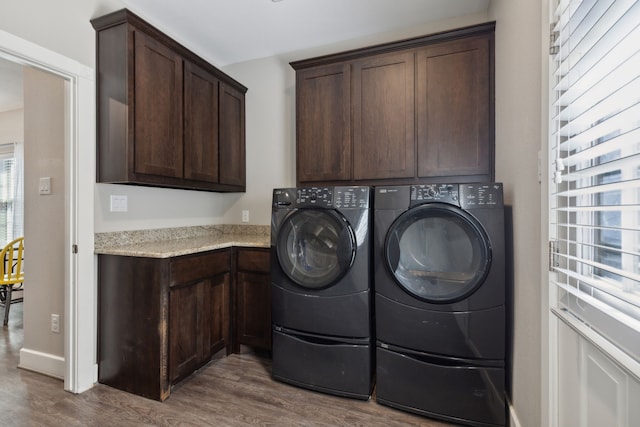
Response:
[[110, 195, 128, 212], [51, 314, 60, 333], [242, 210, 249, 223]]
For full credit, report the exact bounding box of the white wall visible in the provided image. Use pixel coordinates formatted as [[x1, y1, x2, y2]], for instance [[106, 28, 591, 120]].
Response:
[[0, 1, 122, 69], [219, 56, 297, 226], [23, 67, 66, 361], [489, 1, 544, 427]]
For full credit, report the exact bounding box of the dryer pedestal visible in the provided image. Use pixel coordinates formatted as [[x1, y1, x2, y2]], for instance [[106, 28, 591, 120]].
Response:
[[376, 344, 505, 427], [272, 327, 374, 400]]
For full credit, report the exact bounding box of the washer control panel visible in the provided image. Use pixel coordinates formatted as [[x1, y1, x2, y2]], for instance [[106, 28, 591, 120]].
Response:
[[297, 187, 334, 207], [273, 186, 371, 209], [334, 186, 370, 209], [410, 184, 460, 206]]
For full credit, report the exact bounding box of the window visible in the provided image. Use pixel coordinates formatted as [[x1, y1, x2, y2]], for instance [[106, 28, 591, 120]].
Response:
[[0, 156, 16, 242], [550, 0, 640, 368], [0, 143, 23, 245]]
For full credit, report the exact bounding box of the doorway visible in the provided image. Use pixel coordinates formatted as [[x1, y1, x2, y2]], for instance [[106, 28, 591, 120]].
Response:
[[0, 57, 25, 334], [0, 29, 95, 394]]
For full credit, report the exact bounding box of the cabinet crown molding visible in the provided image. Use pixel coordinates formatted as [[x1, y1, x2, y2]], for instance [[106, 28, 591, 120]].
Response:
[[290, 21, 495, 70], [91, 8, 247, 92]]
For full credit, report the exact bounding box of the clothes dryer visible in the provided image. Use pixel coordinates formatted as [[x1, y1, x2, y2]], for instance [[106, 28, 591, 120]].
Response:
[[374, 183, 507, 426], [271, 186, 374, 399]]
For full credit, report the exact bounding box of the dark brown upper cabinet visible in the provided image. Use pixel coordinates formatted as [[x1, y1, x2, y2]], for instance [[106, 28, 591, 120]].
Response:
[[416, 36, 491, 179], [295, 63, 352, 183], [134, 31, 184, 179], [291, 22, 495, 187], [352, 51, 415, 181], [184, 61, 219, 183], [91, 9, 247, 192], [219, 83, 246, 187]]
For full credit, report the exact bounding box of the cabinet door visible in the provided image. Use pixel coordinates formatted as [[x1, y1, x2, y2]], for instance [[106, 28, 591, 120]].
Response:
[[133, 29, 184, 178], [236, 271, 271, 350], [219, 83, 245, 188], [416, 35, 492, 180], [202, 273, 230, 359], [236, 248, 271, 351], [353, 51, 415, 180], [184, 61, 219, 183], [296, 63, 352, 183], [98, 255, 171, 401], [169, 281, 202, 383]]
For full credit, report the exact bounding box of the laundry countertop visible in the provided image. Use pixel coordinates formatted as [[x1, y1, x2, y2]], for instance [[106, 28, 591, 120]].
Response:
[[94, 225, 270, 258]]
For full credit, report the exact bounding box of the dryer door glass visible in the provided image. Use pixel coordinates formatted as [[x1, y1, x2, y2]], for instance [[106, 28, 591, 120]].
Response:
[[385, 204, 491, 303], [277, 209, 356, 289]]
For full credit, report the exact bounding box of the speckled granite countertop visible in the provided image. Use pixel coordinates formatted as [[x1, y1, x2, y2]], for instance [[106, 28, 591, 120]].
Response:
[[94, 225, 270, 258]]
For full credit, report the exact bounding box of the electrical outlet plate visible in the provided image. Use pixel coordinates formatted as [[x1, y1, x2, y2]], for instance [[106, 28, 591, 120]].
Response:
[[51, 314, 60, 333], [242, 210, 249, 223], [110, 195, 128, 212]]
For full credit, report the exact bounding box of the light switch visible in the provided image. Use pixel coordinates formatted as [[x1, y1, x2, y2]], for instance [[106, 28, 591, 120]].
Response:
[[39, 177, 51, 195], [110, 195, 128, 212]]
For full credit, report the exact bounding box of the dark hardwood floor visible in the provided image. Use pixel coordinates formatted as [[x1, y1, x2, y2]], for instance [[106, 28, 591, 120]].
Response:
[[1, 305, 455, 426]]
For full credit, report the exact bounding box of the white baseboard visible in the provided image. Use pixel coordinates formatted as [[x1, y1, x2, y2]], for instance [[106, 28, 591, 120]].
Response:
[[19, 347, 65, 379], [509, 401, 523, 427]]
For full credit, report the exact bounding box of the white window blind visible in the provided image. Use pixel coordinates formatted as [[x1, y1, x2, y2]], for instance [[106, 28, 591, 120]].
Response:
[[550, 0, 640, 368], [0, 156, 15, 242], [0, 142, 23, 244]]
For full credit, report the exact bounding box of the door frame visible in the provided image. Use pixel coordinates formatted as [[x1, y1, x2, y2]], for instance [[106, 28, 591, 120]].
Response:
[[0, 29, 95, 393]]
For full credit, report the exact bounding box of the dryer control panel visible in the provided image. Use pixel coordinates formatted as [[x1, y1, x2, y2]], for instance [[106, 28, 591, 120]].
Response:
[[460, 183, 504, 208], [410, 184, 460, 207]]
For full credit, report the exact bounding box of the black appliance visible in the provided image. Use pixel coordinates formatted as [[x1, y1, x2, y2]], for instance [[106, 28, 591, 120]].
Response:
[[271, 186, 374, 400], [374, 183, 506, 427]]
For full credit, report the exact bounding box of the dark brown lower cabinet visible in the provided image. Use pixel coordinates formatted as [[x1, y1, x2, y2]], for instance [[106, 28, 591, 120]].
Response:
[[234, 248, 271, 352], [169, 273, 230, 383], [98, 249, 231, 401]]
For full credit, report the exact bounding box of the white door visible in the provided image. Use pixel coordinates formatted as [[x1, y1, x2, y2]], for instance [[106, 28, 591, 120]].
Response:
[[547, 1, 640, 426]]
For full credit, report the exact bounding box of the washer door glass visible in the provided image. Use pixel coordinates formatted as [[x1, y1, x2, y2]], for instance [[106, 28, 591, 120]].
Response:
[[277, 209, 356, 289], [385, 203, 491, 303]]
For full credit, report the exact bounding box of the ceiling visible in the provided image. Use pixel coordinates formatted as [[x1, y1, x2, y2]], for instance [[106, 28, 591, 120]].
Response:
[[0, 0, 490, 112]]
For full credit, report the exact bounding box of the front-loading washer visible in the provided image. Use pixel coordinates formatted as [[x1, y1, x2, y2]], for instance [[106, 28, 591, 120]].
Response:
[[374, 183, 507, 426], [271, 186, 374, 399]]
